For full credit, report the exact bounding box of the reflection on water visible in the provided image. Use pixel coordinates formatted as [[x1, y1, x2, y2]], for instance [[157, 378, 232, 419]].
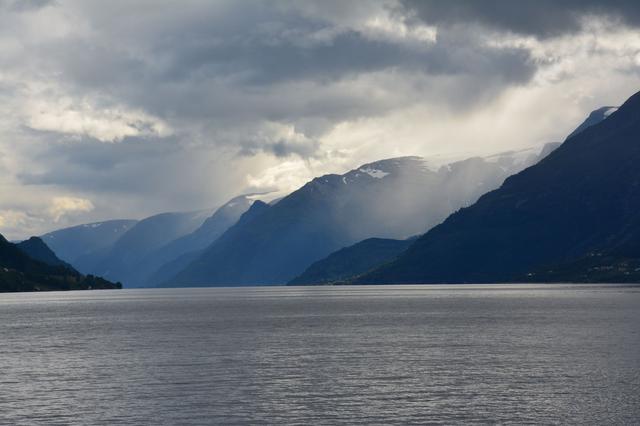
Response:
[[1, 284, 639, 424]]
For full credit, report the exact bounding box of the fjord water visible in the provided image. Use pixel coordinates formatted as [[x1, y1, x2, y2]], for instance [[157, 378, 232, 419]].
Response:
[[1, 285, 639, 424]]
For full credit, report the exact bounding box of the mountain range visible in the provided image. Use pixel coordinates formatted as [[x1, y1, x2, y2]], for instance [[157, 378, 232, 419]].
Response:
[[24, 101, 627, 289], [289, 104, 618, 285], [42, 220, 137, 267], [164, 146, 556, 287], [354, 94, 638, 283], [40, 195, 256, 287]]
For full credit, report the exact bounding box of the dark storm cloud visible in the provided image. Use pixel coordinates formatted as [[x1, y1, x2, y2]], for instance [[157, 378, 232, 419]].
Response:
[[171, 30, 532, 86], [399, 0, 640, 38]]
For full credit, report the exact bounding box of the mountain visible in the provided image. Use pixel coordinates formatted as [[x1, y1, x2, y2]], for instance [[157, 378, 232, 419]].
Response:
[[166, 149, 553, 287], [17, 237, 73, 269], [139, 195, 255, 286], [40, 195, 258, 288], [152, 195, 255, 261], [288, 237, 415, 285], [162, 200, 271, 286], [282, 106, 612, 285], [40, 219, 138, 265], [355, 93, 640, 284], [0, 234, 120, 292], [88, 209, 213, 286]]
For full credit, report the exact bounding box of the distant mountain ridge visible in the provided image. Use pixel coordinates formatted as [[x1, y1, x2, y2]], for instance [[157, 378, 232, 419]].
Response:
[[86, 209, 213, 285], [41, 220, 138, 265], [132, 195, 256, 287], [141, 195, 266, 287], [165, 147, 554, 287], [41, 195, 257, 287], [156, 195, 255, 258]]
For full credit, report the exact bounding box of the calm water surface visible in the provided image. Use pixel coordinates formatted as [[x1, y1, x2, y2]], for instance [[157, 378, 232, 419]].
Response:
[[1, 284, 639, 425]]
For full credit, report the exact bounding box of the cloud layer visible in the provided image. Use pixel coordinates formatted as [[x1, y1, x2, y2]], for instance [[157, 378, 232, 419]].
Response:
[[0, 0, 639, 239]]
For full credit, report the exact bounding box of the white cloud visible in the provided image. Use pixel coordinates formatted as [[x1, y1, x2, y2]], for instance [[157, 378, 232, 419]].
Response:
[[24, 94, 172, 143], [362, 15, 437, 43], [0, 210, 33, 232], [47, 196, 94, 222], [246, 159, 312, 195]]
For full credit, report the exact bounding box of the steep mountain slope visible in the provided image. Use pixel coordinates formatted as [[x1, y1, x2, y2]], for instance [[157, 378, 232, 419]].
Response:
[[566, 106, 618, 140], [163, 200, 271, 286], [17, 237, 73, 269], [356, 92, 640, 284], [288, 237, 415, 285], [0, 234, 120, 292], [90, 209, 212, 285], [40, 220, 138, 264], [167, 150, 551, 287]]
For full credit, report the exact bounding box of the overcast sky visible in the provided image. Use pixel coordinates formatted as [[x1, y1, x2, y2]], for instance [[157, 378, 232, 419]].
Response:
[[1, 0, 640, 239]]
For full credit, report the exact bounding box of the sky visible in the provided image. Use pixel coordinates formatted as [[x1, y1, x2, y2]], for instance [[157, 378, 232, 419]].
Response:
[[1, 0, 640, 240]]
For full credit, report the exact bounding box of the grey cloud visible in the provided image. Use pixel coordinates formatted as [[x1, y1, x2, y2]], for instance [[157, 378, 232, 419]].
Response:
[[239, 137, 321, 159], [2, 1, 538, 219], [3, 0, 635, 239], [268, 140, 317, 158], [0, 0, 537, 185], [27, 8, 535, 131], [399, 0, 640, 38], [15, 133, 248, 216], [19, 135, 188, 192]]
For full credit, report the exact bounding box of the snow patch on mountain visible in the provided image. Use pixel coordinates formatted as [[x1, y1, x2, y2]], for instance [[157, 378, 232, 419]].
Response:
[[359, 167, 389, 179], [82, 222, 104, 229]]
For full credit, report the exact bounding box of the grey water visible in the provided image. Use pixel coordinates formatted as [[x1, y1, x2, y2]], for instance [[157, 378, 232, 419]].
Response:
[[1, 285, 639, 425]]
